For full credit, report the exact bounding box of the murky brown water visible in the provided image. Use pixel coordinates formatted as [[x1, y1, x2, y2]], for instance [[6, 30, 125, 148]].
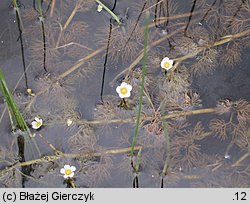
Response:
[[0, 0, 249, 188]]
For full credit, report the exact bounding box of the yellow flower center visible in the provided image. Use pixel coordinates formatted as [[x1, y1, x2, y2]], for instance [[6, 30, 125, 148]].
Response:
[[164, 61, 171, 68], [65, 169, 72, 175], [36, 121, 41, 127], [120, 87, 128, 95]]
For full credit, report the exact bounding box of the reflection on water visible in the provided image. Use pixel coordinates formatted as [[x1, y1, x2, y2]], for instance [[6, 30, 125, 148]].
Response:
[[0, 0, 249, 187]]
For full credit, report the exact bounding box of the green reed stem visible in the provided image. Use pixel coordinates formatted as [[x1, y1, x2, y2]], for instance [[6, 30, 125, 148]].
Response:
[[7, 106, 15, 132], [159, 98, 171, 178], [130, 11, 150, 157], [0, 69, 28, 131], [135, 147, 142, 174], [37, 0, 43, 17], [12, 0, 17, 7], [161, 121, 170, 177], [95, 0, 121, 25], [0, 69, 41, 160]]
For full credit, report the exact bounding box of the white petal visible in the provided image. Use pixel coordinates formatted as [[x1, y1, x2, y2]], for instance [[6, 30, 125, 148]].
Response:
[[31, 122, 39, 129], [31, 121, 37, 126], [116, 86, 121, 94], [60, 168, 65, 174], [119, 92, 131, 98], [68, 172, 75, 178], [160, 61, 165, 68], [161, 57, 174, 70], [124, 92, 131, 98], [63, 174, 69, 179], [35, 117, 40, 122], [70, 166, 76, 172], [127, 84, 132, 92], [118, 93, 125, 98], [160, 58, 167, 68], [64, 164, 70, 169], [120, 82, 128, 87]]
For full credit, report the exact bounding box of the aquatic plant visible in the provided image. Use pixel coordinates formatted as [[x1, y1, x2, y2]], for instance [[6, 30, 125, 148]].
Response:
[[130, 11, 150, 160], [116, 82, 133, 99], [11, 0, 28, 90], [0, 0, 250, 188], [31, 117, 43, 130], [34, 0, 48, 72], [0, 69, 28, 132], [60, 165, 76, 179], [160, 57, 174, 71], [95, 0, 121, 25], [0, 69, 40, 161], [170, 123, 209, 172], [97, 20, 145, 62]]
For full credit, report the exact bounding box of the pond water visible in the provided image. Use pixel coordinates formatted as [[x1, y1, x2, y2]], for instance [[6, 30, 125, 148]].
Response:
[[0, 0, 249, 188]]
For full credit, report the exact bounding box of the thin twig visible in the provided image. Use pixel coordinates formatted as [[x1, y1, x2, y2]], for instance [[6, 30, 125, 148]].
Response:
[[50, 0, 56, 17]]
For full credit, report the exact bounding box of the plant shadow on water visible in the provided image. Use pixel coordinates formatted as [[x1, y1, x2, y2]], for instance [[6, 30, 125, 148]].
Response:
[[0, 0, 250, 187]]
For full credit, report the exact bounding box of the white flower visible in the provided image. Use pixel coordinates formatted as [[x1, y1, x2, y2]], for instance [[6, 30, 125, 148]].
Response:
[[97, 4, 103, 12], [60, 165, 76, 179], [160, 57, 174, 71], [31, 117, 43, 130], [116, 82, 132, 99]]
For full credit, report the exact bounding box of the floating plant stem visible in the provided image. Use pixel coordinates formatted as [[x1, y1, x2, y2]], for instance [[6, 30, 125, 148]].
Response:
[[199, 0, 217, 25], [170, 28, 250, 73], [95, 0, 121, 26], [58, 46, 105, 80], [133, 147, 142, 188], [48, 28, 250, 96], [13, 146, 146, 168], [77, 107, 218, 125], [12, 0, 28, 90], [37, 0, 48, 72], [226, 0, 247, 28], [184, 0, 197, 37], [232, 152, 250, 167], [100, 18, 112, 102], [132, 175, 139, 188], [130, 11, 150, 160], [154, 0, 160, 28], [160, 120, 170, 188], [154, 0, 168, 29], [50, 0, 56, 17], [150, 10, 201, 28], [0, 69, 40, 160], [55, 3, 78, 47], [135, 147, 142, 174], [123, 1, 147, 49]]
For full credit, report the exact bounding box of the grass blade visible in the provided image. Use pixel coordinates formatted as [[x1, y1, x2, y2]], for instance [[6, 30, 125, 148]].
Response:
[[0, 69, 41, 160], [130, 11, 150, 159]]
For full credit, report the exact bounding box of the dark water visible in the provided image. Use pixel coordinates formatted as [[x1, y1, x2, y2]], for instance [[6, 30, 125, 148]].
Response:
[[0, 0, 249, 188]]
